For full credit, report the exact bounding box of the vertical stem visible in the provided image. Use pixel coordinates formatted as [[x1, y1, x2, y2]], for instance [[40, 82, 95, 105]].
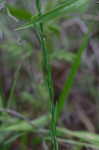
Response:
[[35, 0, 58, 149]]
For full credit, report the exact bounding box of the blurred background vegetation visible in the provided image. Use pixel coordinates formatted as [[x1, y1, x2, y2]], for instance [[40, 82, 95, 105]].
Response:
[[0, 0, 99, 149]]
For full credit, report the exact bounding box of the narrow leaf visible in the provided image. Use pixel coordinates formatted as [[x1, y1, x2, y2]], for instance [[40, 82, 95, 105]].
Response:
[[7, 5, 32, 21]]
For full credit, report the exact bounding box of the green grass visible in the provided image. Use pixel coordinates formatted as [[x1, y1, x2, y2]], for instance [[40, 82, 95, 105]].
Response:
[[15, 0, 90, 30], [56, 33, 89, 120], [35, 0, 58, 149], [1, 0, 99, 150]]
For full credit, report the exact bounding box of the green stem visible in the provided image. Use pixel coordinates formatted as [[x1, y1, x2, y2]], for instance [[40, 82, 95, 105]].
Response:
[[35, 0, 58, 149]]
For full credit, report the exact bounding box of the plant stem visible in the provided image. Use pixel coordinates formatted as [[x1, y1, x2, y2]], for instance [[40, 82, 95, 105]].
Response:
[[35, 0, 58, 149]]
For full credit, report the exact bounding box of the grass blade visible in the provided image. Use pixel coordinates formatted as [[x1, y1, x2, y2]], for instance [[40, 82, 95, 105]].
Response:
[[56, 33, 89, 120], [7, 4, 32, 21], [16, 0, 89, 30]]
